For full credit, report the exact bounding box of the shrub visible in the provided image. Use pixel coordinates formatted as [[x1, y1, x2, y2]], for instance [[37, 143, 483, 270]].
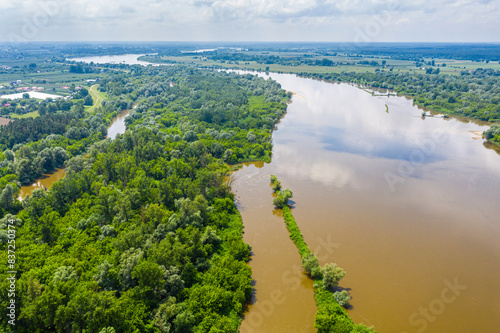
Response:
[[272, 180, 282, 192], [302, 253, 322, 279], [323, 263, 346, 290], [333, 290, 351, 307], [273, 188, 293, 209]]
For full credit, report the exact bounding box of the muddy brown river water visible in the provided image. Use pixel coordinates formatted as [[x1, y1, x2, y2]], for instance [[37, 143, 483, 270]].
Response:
[[19, 168, 66, 199], [234, 72, 500, 333]]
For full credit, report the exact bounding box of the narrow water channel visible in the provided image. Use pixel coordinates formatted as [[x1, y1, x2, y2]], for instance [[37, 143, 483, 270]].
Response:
[[19, 105, 130, 199], [233, 72, 500, 333], [19, 168, 66, 199], [107, 108, 130, 140]]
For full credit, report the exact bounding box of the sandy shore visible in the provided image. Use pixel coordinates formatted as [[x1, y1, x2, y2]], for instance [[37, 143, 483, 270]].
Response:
[[470, 130, 484, 136]]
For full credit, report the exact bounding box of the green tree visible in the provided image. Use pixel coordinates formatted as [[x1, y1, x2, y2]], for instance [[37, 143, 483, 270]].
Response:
[[84, 94, 94, 106], [333, 290, 352, 307], [246, 131, 256, 142], [0, 184, 16, 211], [53, 147, 68, 167], [15, 158, 34, 185], [210, 142, 224, 158], [322, 263, 346, 290], [182, 130, 198, 142], [119, 248, 143, 290], [302, 253, 322, 279], [273, 188, 293, 209], [95, 261, 119, 291], [272, 180, 281, 192], [53, 266, 77, 285], [65, 155, 85, 174], [4, 150, 15, 161], [485, 124, 500, 140]]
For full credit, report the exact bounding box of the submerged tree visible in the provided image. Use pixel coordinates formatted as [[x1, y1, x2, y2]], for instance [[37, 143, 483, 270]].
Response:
[[272, 180, 282, 192], [273, 188, 293, 209], [322, 263, 346, 290], [333, 290, 352, 307], [302, 253, 322, 279]]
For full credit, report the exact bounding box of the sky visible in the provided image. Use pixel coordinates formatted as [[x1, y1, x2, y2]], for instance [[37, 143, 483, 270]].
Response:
[[1, 0, 500, 43]]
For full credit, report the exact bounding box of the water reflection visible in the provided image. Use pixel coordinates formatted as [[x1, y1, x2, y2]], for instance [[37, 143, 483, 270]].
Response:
[[236, 71, 500, 333], [68, 54, 157, 66], [484, 140, 500, 155], [107, 109, 130, 140]]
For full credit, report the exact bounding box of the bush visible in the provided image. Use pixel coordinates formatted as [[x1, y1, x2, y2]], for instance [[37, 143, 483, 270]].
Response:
[[323, 263, 346, 290], [273, 188, 292, 209], [302, 253, 322, 279], [84, 95, 94, 106], [484, 123, 500, 140], [272, 180, 282, 192], [333, 290, 351, 307]]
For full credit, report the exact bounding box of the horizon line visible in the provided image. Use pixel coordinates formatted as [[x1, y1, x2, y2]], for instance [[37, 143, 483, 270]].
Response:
[[2, 41, 500, 44]]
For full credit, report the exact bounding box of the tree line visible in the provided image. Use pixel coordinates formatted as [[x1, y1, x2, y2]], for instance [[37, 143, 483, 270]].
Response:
[[270, 176, 376, 333]]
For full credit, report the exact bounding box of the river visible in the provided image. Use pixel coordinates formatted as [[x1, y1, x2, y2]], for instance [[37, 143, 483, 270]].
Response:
[[107, 108, 131, 140], [68, 54, 157, 66], [234, 72, 500, 333], [26, 55, 500, 332]]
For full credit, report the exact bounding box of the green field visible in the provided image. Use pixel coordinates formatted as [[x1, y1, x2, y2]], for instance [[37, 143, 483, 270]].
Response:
[[86, 84, 107, 112], [140, 53, 500, 77], [10, 110, 40, 119]]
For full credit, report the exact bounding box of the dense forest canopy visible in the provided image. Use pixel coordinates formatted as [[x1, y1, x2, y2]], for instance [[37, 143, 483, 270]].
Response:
[[0, 65, 290, 332]]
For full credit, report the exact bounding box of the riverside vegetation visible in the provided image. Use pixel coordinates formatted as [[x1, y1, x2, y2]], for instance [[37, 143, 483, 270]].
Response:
[[142, 44, 500, 145], [270, 176, 376, 333], [0, 64, 290, 332]]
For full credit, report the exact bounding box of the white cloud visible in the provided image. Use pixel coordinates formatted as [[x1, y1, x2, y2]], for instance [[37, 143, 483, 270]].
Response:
[[0, 0, 15, 10], [0, 0, 499, 41]]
